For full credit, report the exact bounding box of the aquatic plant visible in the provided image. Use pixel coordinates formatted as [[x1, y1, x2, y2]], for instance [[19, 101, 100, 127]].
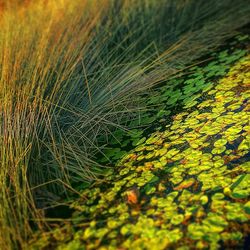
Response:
[[29, 42, 250, 250]]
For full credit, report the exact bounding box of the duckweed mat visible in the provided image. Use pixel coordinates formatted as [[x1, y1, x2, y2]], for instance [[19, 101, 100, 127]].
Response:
[[30, 40, 250, 250]]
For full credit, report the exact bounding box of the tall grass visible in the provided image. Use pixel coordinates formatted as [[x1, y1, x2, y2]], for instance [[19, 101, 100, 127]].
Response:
[[0, 1, 109, 248], [0, 0, 249, 249]]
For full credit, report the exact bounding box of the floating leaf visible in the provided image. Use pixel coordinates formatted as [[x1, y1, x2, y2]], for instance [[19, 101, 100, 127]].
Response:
[[174, 178, 195, 191], [212, 146, 226, 154], [125, 188, 139, 205], [214, 139, 227, 147]]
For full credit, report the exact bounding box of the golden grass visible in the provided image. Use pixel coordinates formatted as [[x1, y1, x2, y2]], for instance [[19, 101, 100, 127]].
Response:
[[0, 1, 110, 248]]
